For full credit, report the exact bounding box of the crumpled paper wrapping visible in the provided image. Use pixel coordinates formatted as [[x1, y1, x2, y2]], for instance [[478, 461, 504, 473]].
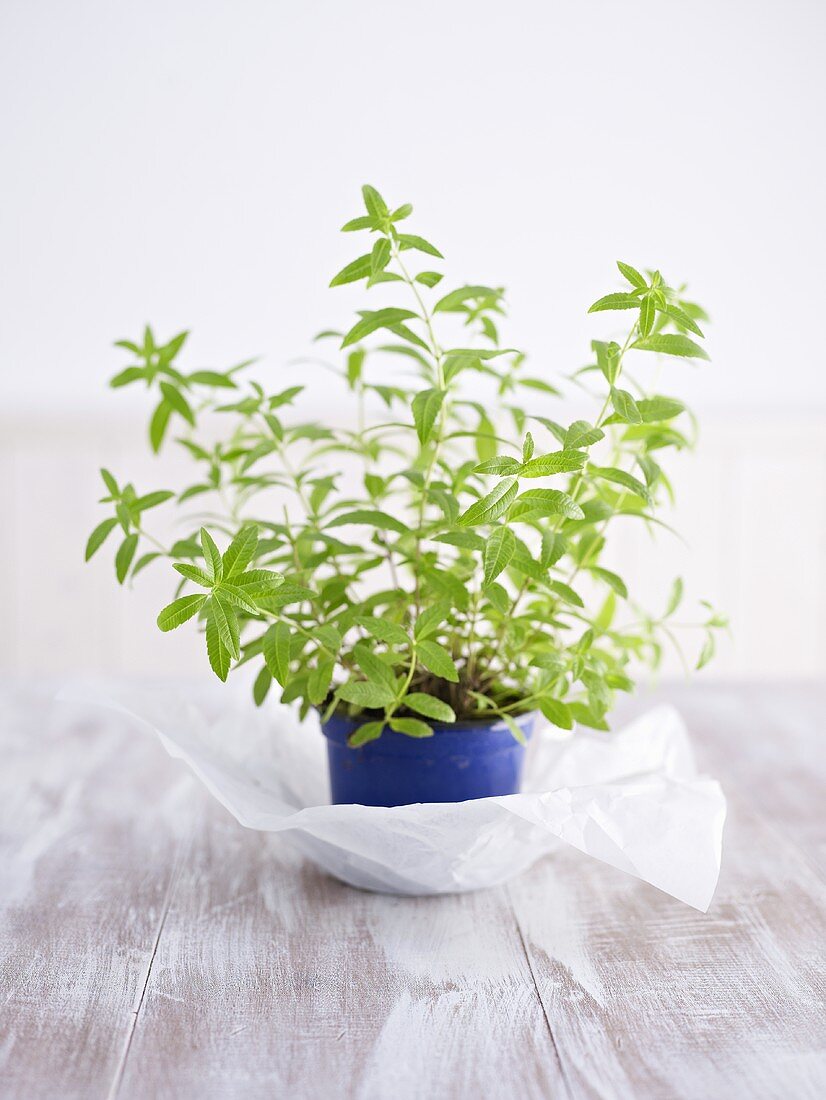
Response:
[[61, 683, 726, 910]]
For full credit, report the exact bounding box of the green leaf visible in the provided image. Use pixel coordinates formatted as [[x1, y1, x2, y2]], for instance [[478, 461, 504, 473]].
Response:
[[594, 589, 616, 632], [263, 622, 292, 686], [564, 421, 605, 449], [362, 184, 388, 219], [588, 292, 642, 313], [159, 382, 195, 426], [538, 698, 573, 730], [520, 451, 586, 478], [391, 203, 413, 222], [85, 518, 118, 561], [131, 551, 161, 578], [100, 468, 119, 497], [370, 237, 391, 276], [158, 330, 188, 362], [431, 531, 486, 551], [223, 524, 258, 576], [200, 528, 223, 581], [617, 261, 647, 289], [114, 339, 142, 354], [346, 349, 365, 388], [665, 577, 684, 617], [473, 456, 522, 475], [396, 233, 443, 258], [697, 632, 715, 670], [416, 640, 459, 682], [255, 582, 315, 609], [588, 566, 628, 598], [115, 534, 138, 583], [338, 680, 395, 708], [639, 293, 656, 337], [636, 397, 685, 422], [206, 616, 231, 682], [253, 665, 272, 706], [509, 548, 547, 582], [330, 254, 372, 287], [170, 538, 202, 558], [341, 308, 418, 348], [389, 717, 433, 738], [433, 285, 500, 313], [660, 302, 704, 338], [610, 387, 643, 424], [308, 659, 335, 706], [149, 400, 171, 453], [341, 215, 374, 232], [354, 641, 397, 692], [483, 582, 510, 613], [593, 340, 621, 384], [157, 593, 207, 631], [633, 334, 709, 360], [518, 378, 560, 395], [414, 601, 450, 640], [216, 582, 260, 615], [457, 477, 519, 526], [411, 387, 444, 444], [211, 595, 240, 660], [173, 562, 214, 588], [568, 702, 610, 731], [415, 271, 443, 288], [315, 624, 342, 653], [483, 526, 516, 586], [403, 693, 456, 723], [357, 617, 409, 646], [327, 509, 409, 535], [231, 569, 285, 596], [348, 721, 385, 747], [269, 385, 304, 409], [547, 580, 584, 607], [475, 410, 497, 462], [133, 490, 174, 512], [188, 370, 237, 388], [589, 465, 651, 503], [501, 714, 527, 746], [110, 366, 146, 388], [513, 489, 584, 520]]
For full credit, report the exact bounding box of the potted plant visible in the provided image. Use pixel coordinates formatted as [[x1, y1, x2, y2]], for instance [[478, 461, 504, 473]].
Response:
[[86, 185, 725, 808]]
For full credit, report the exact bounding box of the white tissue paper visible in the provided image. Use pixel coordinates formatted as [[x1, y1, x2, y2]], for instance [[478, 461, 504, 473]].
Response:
[[62, 683, 726, 911]]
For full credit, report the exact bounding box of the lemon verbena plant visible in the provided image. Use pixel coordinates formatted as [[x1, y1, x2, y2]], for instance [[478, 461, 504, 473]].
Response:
[[86, 185, 726, 746]]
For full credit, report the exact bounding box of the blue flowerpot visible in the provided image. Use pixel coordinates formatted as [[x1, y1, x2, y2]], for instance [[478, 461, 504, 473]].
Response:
[[321, 710, 536, 807]]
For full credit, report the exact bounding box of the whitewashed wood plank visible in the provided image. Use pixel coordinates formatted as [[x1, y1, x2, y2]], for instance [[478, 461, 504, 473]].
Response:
[[116, 799, 565, 1100], [2, 683, 825, 1099], [509, 686, 826, 1100], [640, 682, 826, 877], [0, 449, 17, 671], [0, 689, 195, 1100]]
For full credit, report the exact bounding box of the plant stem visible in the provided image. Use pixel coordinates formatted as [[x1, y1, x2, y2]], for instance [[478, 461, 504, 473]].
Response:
[[390, 237, 450, 617]]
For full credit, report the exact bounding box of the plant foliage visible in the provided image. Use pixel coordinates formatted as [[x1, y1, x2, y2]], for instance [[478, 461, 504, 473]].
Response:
[[87, 186, 726, 744]]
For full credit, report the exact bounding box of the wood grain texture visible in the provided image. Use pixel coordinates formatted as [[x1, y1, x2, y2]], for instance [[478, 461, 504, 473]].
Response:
[[0, 688, 195, 1100], [0, 682, 824, 1099], [117, 813, 563, 1100]]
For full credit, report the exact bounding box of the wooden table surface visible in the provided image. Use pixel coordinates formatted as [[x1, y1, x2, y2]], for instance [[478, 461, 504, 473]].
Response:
[[1, 682, 824, 1099]]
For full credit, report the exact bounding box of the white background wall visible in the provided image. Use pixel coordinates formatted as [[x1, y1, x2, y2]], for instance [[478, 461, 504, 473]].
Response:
[[2, 0, 825, 681]]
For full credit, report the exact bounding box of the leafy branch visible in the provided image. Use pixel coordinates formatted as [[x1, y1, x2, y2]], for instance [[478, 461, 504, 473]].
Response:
[[86, 184, 726, 743]]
